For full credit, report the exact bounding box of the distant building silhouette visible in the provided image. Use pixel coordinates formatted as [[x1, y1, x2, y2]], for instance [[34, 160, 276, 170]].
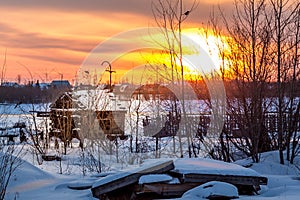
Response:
[[51, 80, 71, 89], [1, 82, 19, 88]]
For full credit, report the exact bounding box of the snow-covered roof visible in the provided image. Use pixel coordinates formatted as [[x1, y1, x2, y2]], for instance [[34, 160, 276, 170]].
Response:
[[61, 84, 212, 116], [73, 87, 129, 112], [173, 158, 262, 177]]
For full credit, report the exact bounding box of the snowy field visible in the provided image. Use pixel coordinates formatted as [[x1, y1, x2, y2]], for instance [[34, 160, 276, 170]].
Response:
[[3, 149, 300, 200], [1, 103, 300, 199]]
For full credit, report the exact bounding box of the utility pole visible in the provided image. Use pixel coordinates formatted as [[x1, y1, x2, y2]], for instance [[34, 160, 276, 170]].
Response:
[[101, 60, 118, 162], [101, 61, 116, 91]]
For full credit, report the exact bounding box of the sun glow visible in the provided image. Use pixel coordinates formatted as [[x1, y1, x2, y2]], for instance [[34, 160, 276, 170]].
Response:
[[181, 28, 225, 76], [140, 28, 229, 81], [78, 27, 230, 86]]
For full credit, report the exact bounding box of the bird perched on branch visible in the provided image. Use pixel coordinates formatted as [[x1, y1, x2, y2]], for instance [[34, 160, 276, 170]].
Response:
[[184, 10, 190, 16]]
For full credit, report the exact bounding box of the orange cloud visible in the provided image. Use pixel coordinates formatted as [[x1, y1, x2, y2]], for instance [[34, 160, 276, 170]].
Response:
[[0, 7, 151, 83]]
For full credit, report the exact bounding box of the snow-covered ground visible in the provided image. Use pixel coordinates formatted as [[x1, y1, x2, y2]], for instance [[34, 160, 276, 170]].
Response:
[[2, 104, 300, 199], [3, 149, 300, 200], [6, 159, 94, 200]]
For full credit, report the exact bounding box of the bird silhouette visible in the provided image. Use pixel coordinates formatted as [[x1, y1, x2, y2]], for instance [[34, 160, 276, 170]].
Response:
[[184, 10, 190, 16]]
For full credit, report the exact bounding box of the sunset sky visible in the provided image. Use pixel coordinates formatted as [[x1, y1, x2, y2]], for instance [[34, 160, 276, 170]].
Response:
[[0, 0, 233, 84]]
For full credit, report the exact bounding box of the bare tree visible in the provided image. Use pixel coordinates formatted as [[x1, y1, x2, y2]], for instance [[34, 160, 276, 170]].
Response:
[[0, 55, 23, 199], [151, 0, 197, 157], [288, 7, 300, 164], [217, 0, 273, 162], [270, 0, 300, 164], [75, 83, 130, 173], [0, 141, 23, 199], [30, 104, 48, 162], [76, 87, 106, 174]]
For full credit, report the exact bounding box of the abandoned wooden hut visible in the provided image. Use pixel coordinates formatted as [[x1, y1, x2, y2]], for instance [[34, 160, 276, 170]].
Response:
[[49, 85, 130, 143], [50, 92, 81, 142]]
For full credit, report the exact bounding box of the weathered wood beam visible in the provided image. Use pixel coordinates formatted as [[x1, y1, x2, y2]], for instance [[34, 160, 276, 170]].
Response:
[[169, 171, 267, 186], [91, 160, 174, 198], [135, 182, 199, 197]]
